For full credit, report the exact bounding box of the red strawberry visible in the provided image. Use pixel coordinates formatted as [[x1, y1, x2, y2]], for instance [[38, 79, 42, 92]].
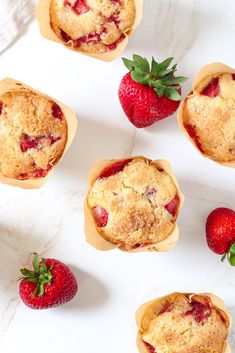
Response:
[[206, 208, 235, 266], [118, 55, 187, 128], [19, 254, 78, 309]]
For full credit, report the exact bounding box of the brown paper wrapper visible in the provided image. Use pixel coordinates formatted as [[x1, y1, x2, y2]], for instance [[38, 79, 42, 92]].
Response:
[[136, 292, 232, 353], [0, 78, 78, 189], [84, 156, 184, 252], [36, 0, 143, 62], [177, 62, 235, 168]]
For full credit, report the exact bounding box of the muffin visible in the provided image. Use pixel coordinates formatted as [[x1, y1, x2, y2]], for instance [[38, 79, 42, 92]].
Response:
[[178, 63, 235, 167], [84, 156, 184, 252], [0, 78, 77, 189], [36, 0, 143, 61], [136, 292, 232, 353]]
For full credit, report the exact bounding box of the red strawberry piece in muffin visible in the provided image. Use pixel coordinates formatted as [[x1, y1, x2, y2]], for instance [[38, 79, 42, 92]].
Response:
[[164, 194, 180, 217], [201, 77, 219, 97], [184, 298, 212, 323], [144, 342, 156, 353]]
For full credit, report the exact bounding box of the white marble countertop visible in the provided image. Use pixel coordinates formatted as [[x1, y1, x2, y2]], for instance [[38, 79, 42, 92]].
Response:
[[0, 0, 235, 352]]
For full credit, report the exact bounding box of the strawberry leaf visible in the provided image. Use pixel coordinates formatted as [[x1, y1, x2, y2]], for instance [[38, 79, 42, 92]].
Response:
[[122, 54, 187, 100], [122, 58, 135, 71], [164, 88, 181, 101], [131, 71, 149, 84], [21, 268, 35, 277], [229, 243, 235, 255], [158, 57, 174, 71], [151, 57, 159, 73], [133, 54, 150, 72], [33, 253, 40, 272], [164, 76, 188, 85], [229, 254, 235, 266]]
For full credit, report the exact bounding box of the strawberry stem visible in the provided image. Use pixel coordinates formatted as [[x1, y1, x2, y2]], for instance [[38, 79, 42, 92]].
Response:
[[221, 243, 235, 267], [122, 54, 187, 101], [20, 254, 54, 297]]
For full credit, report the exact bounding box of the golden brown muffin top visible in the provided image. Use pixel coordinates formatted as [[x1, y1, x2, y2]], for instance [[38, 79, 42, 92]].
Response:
[[0, 89, 67, 180], [139, 293, 230, 353], [182, 72, 235, 162], [87, 158, 180, 250], [50, 0, 136, 53]]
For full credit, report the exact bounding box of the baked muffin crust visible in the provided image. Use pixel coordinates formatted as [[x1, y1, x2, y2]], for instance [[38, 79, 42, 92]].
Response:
[[137, 293, 231, 353], [181, 72, 235, 163], [0, 89, 67, 180], [87, 157, 181, 250], [50, 0, 136, 53]]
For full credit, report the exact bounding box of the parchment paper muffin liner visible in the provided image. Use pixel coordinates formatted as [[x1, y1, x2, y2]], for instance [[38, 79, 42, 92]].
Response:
[[0, 78, 78, 189], [177, 62, 235, 168], [136, 292, 232, 353], [84, 156, 184, 253], [36, 0, 143, 61]]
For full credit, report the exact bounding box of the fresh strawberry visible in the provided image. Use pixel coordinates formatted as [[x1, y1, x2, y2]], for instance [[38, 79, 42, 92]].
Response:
[[206, 208, 235, 266], [118, 55, 187, 128], [19, 254, 78, 309]]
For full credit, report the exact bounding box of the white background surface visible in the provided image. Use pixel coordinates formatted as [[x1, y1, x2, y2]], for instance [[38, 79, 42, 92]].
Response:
[[0, 0, 235, 352]]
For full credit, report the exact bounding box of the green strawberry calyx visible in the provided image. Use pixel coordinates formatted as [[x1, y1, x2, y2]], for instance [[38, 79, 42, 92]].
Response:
[[122, 54, 188, 101], [221, 243, 235, 266], [20, 253, 54, 297]]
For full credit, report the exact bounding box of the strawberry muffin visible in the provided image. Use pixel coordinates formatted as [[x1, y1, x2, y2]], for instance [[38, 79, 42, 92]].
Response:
[[36, 0, 142, 59], [136, 292, 232, 353], [0, 78, 77, 188], [178, 63, 235, 167], [84, 156, 184, 252]]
